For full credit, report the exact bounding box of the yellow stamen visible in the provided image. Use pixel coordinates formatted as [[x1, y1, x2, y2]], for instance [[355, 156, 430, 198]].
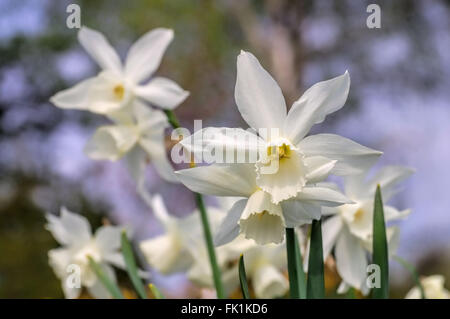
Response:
[[113, 84, 125, 100], [354, 208, 364, 220], [267, 143, 291, 159]]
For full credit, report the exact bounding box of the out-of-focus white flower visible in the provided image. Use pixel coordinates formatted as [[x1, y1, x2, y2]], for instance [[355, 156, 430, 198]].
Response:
[[405, 275, 449, 299], [84, 100, 177, 182], [46, 207, 126, 299], [139, 195, 288, 298], [177, 51, 381, 245], [317, 166, 414, 294], [51, 26, 189, 114]]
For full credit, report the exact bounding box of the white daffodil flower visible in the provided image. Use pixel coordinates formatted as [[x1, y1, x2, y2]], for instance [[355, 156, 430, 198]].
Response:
[[176, 163, 351, 245], [405, 275, 449, 299], [180, 50, 381, 204], [84, 100, 177, 182], [50, 26, 189, 114], [45, 207, 127, 299], [316, 165, 414, 294]]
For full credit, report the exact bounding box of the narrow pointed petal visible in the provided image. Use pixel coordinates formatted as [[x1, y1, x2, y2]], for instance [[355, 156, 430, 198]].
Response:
[[235, 51, 287, 131], [78, 27, 122, 74], [304, 156, 337, 183], [296, 186, 352, 207], [285, 72, 350, 144], [135, 77, 189, 110], [299, 134, 382, 175], [322, 215, 343, 260], [125, 28, 174, 83], [214, 199, 248, 246], [176, 164, 257, 197]]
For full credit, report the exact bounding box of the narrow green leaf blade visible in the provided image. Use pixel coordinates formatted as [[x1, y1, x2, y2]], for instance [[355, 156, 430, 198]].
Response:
[[372, 185, 389, 299], [393, 255, 425, 299], [121, 231, 148, 299], [239, 254, 250, 299], [88, 256, 124, 299], [306, 219, 325, 299], [149, 284, 165, 299], [286, 228, 301, 298]]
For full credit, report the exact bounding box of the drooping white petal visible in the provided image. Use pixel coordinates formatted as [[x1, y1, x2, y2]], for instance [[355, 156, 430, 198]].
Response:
[[235, 51, 287, 131], [78, 27, 122, 74], [214, 199, 248, 246], [124, 146, 148, 189], [84, 125, 139, 161], [253, 264, 289, 298], [48, 248, 72, 279], [135, 77, 189, 110], [299, 134, 382, 175], [304, 156, 337, 183], [284, 71, 350, 144], [95, 225, 122, 255], [281, 200, 321, 228], [335, 227, 368, 291], [296, 186, 352, 207], [176, 164, 258, 197], [239, 190, 285, 245], [179, 127, 264, 165], [124, 28, 174, 83], [322, 215, 343, 260]]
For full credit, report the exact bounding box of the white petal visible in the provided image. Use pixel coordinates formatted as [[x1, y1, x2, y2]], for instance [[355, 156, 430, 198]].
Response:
[[253, 265, 288, 298], [335, 228, 368, 291], [84, 125, 139, 161], [296, 186, 352, 207], [281, 200, 321, 228], [284, 71, 350, 144], [214, 199, 248, 246], [239, 190, 285, 245], [135, 77, 189, 110], [48, 248, 72, 279], [299, 134, 382, 175], [384, 206, 411, 222], [124, 146, 148, 189], [139, 234, 193, 274], [95, 225, 122, 255], [235, 51, 286, 130], [179, 127, 263, 164], [50, 77, 96, 111], [367, 166, 414, 201], [78, 27, 122, 74], [59, 207, 92, 245], [304, 156, 337, 183], [176, 164, 257, 197], [124, 28, 174, 83], [62, 282, 82, 299], [139, 135, 177, 183], [322, 215, 343, 260]]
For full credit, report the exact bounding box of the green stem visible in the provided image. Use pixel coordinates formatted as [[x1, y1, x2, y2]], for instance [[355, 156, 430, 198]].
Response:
[[164, 109, 225, 299], [286, 228, 301, 298], [239, 254, 250, 299], [393, 255, 425, 299], [295, 231, 307, 299], [195, 192, 225, 299]]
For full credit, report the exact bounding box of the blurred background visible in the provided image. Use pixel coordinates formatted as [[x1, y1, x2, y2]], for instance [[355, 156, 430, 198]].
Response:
[[0, 0, 449, 298]]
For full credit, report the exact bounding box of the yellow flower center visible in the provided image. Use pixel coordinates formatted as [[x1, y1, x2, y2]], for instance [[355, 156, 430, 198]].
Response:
[[113, 84, 125, 100], [267, 143, 291, 159], [354, 208, 364, 220]]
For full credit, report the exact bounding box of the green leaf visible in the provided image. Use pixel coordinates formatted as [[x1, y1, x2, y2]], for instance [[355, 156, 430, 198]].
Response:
[[121, 231, 147, 299], [149, 284, 165, 299], [238, 254, 250, 299], [295, 231, 307, 299], [286, 228, 300, 298], [346, 287, 356, 299], [372, 185, 389, 299], [306, 219, 325, 299], [88, 256, 124, 299], [393, 255, 425, 299]]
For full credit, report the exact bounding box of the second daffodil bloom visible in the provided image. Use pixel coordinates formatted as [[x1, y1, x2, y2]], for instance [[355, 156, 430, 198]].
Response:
[[84, 100, 177, 182], [405, 275, 449, 299], [50, 26, 189, 114], [177, 51, 381, 245], [318, 165, 414, 294], [45, 207, 127, 299]]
